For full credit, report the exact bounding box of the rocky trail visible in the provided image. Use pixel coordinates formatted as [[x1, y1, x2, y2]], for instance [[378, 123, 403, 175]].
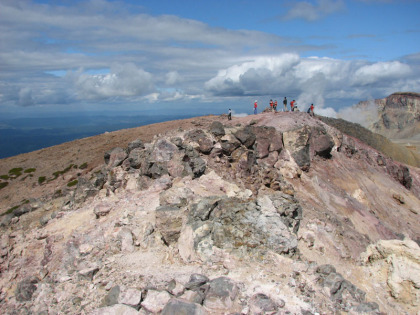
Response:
[[0, 111, 419, 314]]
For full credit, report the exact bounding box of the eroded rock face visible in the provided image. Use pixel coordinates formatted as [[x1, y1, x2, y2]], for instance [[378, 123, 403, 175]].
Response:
[[361, 238, 420, 306]]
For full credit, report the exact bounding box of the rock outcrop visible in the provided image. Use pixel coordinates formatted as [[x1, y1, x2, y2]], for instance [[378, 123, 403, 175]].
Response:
[[0, 112, 419, 314]]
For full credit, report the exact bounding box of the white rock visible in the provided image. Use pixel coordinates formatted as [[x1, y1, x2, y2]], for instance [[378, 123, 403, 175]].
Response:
[[141, 290, 171, 313]]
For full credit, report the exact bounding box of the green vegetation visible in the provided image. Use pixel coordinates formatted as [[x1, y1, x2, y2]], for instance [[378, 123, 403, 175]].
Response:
[[38, 176, 46, 185], [67, 179, 78, 187], [52, 164, 75, 179], [2, 205, 19, 216], [0, 182, 8, 190], [0, 175, 9, 180], [24, 168, 36, 173], [8, 167, 23, 178], [79, 162, 88, 169]]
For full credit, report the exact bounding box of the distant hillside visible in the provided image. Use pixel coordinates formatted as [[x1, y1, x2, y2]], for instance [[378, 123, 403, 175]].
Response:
[[318, 115, 420, 168], [356, 92, 420, 140]]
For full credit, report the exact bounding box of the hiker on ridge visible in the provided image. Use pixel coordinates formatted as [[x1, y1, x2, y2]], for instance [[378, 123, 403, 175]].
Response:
[[274, 100, 277, 112], [283, 97, 288, 112], [254, 100, 258, 115], [290, 100, 295, 111]]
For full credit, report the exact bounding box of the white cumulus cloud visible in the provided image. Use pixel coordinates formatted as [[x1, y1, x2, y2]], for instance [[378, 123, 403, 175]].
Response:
[[71, 63, 154, 100]]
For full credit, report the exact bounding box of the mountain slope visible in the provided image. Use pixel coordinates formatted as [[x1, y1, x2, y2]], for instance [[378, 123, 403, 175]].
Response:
[[319, 115, 420, 168], [0, 112, 419, 314]]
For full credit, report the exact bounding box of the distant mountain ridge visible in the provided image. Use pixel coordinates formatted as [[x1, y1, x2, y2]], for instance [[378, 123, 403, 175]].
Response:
[[356, 92, 420, 140]]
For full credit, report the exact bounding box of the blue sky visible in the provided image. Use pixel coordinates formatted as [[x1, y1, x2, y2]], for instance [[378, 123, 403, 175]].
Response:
[[1, 0, 419, 119]]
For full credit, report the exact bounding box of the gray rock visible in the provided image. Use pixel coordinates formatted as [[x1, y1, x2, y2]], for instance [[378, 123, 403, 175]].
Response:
[[127, 148, 148, 169], [316, 264, 367, 310], [79, 265, 99, 281], [353, 301, 380, 313], [104, 147, 128, 168], [309, 127, 334, 159], [234, 125, 256, 148], [210, 121, 225, 137], [203, 277, 238, 310], [151, 139, 178, 162], [220, 135, 241, 155], [155, 205, 184, 244], [187, 196, 300, 257], [147, 162, 169, 179], [94, 204, 113, 218], [248, 293, 281, 314], [161, 298, 207, 315], [15, 276, 39, 301], [90, 304, 139, 315], [103, 286, 121, 306], [184, 274, 210, 291], [73, 177, 99, 204], [127, 139, 145, 153], [253, 126, 283, 159], [12, 204, 33, 217]]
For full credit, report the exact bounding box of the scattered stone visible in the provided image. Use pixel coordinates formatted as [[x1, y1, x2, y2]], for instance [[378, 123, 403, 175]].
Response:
[[94, 203, 113, 218], [15, 276, 39, 301], [141, 290, 171, 313], [104, 147, 128, 168], [184, 274, 209, 291], [161, 298, 207, 315], [89, 303, 139, 315], [203, 277, 238, 310], [248, 293, 282, 314], [79, 265, 100, 281]]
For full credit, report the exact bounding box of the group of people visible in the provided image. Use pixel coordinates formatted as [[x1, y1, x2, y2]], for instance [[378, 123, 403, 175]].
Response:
[[228, 98, 315, 120], [251, 98, 315, 116]]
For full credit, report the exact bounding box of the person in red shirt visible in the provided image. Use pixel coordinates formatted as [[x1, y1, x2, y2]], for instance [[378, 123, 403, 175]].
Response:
[[290, 100, 295, 111], [254, 100, 258, 114], [270, 99, 273, 111], [310, 104, 314, 116], [274, 100, 278, 112]]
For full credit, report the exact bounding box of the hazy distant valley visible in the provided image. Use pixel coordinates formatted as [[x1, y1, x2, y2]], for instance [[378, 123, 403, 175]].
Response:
[[0, 114, 194, 159]]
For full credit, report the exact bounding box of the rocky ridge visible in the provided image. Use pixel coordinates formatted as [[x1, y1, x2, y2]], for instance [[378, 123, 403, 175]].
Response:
[[0, 112, 419, 314]]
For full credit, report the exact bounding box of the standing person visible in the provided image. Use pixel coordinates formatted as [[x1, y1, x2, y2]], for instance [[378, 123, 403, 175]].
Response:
[[310, 103, 314, 116], [254, 100, 258, 115], [290, 99, 295, 111], [274, 100, 278, 112], [270, 99, 273, 111], [228, 108, 232, 120], [283, 97, 288, 112]]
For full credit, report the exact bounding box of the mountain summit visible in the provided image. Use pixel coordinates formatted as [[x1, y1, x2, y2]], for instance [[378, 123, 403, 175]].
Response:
[[0, 112, 419, 314]]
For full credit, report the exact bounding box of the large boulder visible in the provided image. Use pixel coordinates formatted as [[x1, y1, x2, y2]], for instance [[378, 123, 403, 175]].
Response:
[[209, 121, 225, 137], [234, 125, 256, 148], [183, 195, 301, 260], [253, 126, 283, 159]]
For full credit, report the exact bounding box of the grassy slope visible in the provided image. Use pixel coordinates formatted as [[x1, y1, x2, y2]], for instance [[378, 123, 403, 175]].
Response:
[[319, 116, 420, 168]]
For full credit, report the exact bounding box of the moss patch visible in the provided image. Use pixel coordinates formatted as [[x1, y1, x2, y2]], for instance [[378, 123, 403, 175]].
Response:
[[67, 179, 78, 187]]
